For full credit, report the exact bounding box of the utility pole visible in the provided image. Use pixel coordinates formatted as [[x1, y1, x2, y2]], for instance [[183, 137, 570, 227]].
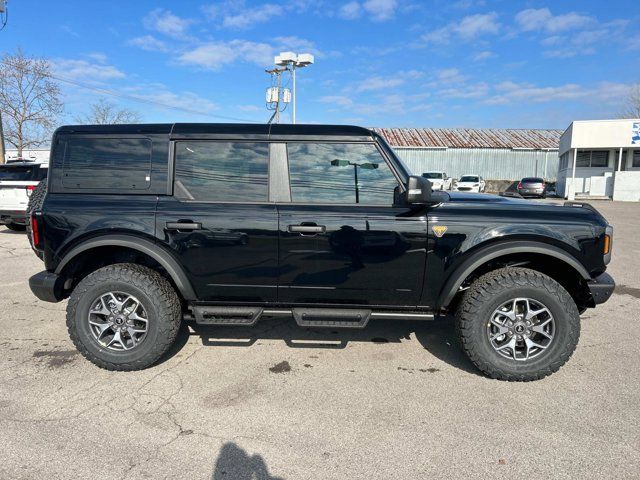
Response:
[[0, 0, 8, 162]]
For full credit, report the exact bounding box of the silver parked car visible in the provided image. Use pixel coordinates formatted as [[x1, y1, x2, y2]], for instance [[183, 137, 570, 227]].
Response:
[[517, 177, 546, 198]]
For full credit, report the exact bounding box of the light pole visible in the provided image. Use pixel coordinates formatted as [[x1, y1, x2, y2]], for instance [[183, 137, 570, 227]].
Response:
[[274, 52, 314, 124], [330, 159, 379, 204]]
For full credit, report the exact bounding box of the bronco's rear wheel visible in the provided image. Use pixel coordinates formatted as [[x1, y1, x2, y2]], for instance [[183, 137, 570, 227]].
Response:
[[66, 263, 182, 371], [456, 267, 580, 381]]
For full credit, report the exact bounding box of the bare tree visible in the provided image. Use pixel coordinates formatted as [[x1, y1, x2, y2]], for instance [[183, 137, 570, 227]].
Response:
[[618, 83, 640, 119], [75, 98, 142, 124], [0, 49, 63, 160]]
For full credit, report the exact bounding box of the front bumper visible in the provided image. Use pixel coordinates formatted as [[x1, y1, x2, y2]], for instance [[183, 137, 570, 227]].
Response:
[[587, 272, 615, 305], [0, 209, 27, 225], [29, 271, 65, 303]]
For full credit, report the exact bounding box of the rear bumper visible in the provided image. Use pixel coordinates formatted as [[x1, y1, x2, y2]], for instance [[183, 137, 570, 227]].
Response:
[[29, 271, 65, 303], [587, 272, 615, 305], [0, 209, 27, 225]]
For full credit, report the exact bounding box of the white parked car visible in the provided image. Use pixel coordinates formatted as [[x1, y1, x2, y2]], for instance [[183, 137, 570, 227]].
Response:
[[0, 161, 48, 230], [421, 171, 452, 191], [454, 174, 486, 193]]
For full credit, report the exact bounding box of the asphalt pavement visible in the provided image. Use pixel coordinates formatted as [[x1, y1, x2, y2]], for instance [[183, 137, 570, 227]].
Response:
[[0, 200, 638, 479]]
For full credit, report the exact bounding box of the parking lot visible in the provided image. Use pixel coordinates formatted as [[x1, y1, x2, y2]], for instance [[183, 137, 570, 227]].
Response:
[[0, 200, 639, 480]]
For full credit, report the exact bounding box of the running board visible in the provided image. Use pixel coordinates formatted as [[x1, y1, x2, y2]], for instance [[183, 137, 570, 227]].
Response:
[[292, 308, 371, 328], [188, 306, 435, 327], [192, 306, 263, 326]]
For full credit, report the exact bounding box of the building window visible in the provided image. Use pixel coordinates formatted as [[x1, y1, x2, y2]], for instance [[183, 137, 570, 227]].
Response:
[[633, 150, 640, 168], [174, 141, 269, 202], [575, 150, 610, 168]]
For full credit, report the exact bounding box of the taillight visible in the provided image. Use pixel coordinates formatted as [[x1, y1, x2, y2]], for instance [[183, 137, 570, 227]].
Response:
[[26, 185, 36, 197], [517, 182, 523, 189], [30, 212, 41, 249]]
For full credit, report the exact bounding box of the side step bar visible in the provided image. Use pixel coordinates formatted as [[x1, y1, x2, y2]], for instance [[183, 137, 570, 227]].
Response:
[[192, 306, 263, 326], [190, 306, 435, 328]]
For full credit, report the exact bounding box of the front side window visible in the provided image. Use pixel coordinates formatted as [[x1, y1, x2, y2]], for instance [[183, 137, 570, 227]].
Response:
[[287, 142, 399, 205], [174, 141, 269, 202]]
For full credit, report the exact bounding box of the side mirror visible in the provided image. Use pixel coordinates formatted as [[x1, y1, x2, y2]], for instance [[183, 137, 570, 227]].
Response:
[[406, 175, 432, 204]]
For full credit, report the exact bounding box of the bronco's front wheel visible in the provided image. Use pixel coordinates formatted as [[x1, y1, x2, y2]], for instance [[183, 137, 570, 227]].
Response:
[[66, 263, 182, 371], [456, 267, 580, 381]]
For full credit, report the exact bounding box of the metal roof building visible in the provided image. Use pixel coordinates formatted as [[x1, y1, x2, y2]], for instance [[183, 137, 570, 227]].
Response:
[[373, 127, 562, 181]]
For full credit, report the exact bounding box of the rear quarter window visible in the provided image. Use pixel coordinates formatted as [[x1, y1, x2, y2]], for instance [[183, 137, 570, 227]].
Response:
[[62, 137, 152, 190]]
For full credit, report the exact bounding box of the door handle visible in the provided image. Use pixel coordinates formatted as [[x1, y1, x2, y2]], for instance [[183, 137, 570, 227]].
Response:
[[165, 221, 202, 231], [288, 224, 326, 235]]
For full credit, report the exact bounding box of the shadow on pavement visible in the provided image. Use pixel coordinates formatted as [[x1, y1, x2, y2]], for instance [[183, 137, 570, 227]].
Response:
[[212, 442, 284, 480], [183, 315, 479, 376]]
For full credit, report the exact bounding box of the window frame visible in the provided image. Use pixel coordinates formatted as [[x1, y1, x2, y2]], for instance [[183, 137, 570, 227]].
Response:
[[283, 140, 406, 207]]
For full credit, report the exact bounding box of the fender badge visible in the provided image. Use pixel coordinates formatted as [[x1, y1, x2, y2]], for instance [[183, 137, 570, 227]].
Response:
[[432, 225, 448, 238]]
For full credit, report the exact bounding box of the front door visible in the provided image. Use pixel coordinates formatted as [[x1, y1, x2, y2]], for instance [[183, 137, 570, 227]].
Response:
[[156, 140, 278, 303], [277, 142, 428, 307]]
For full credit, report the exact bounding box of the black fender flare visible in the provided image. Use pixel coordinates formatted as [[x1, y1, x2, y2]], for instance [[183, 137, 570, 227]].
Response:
[[55, 234, 197, 300], [438, 240, 591, 308]]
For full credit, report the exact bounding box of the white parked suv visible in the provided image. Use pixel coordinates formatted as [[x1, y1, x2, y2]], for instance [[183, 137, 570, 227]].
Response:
[[421, 171, 452, 191], [0, 161, 48, 230], [454, 174, 486, 193]]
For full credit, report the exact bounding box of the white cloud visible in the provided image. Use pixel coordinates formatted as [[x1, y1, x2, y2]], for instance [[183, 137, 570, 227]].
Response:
[[178, 40, 274, 70], [129, 35, 168, 52], [338, 0, 397, 22], [484, 81, 630, 105], [143, 9, 192, 39], [473, 50, 494, 61], [223, 3, 284, 29], [203, 1, 312, 29], [363, 0, 398, 22], [515, 8, 593, 33], [52, 59, 126, 81], [422, 12, 500, 44], [339, 1, 362, 20], [356, 76, 405, 92]]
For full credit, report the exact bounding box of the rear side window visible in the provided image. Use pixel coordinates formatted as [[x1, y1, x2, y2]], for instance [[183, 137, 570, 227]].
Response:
[[174, 141, 269, 202], [62, 138, 151, 190], [287, 143, 399, 205]]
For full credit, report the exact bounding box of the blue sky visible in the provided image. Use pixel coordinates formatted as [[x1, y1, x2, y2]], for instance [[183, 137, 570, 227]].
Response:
[[2, 0, 639, 128]]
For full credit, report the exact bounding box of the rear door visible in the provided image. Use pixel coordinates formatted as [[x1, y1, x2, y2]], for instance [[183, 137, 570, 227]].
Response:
[[276, 142, 428, 307], [155, 140, 279, 303]]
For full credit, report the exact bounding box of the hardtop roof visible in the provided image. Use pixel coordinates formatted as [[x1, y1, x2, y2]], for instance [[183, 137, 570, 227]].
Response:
[[53, 123, 375, 138]]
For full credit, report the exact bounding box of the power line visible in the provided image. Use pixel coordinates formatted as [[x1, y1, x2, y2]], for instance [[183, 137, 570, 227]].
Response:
[[0, 58, 259, 123]]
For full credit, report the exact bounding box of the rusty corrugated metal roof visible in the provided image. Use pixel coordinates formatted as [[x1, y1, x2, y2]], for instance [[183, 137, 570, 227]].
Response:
[[372, 127, 562, 150]]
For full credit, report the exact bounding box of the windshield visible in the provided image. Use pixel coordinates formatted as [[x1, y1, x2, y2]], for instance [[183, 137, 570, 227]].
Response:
[[459, 175, 479, 182], [422, 172, 443, 179], [522, 177, 544, 183]]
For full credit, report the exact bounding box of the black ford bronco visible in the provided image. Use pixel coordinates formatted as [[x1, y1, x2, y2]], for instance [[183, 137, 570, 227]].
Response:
[[27, 124, 615, 380]]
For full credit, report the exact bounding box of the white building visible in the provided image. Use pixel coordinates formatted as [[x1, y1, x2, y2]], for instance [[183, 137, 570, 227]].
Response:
[[3, 148, 50, 163], [557, 119, 640, 201]]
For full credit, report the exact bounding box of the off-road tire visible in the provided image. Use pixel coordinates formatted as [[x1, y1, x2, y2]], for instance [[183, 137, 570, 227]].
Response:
[[456, 267, 580, 381], [26, 179, 47, 258], [5, 222, 26, 231], [66, 263, 182, 371]]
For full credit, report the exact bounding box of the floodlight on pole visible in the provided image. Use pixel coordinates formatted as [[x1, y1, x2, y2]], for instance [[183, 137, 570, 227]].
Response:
[[273, 51, 314, 124]]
